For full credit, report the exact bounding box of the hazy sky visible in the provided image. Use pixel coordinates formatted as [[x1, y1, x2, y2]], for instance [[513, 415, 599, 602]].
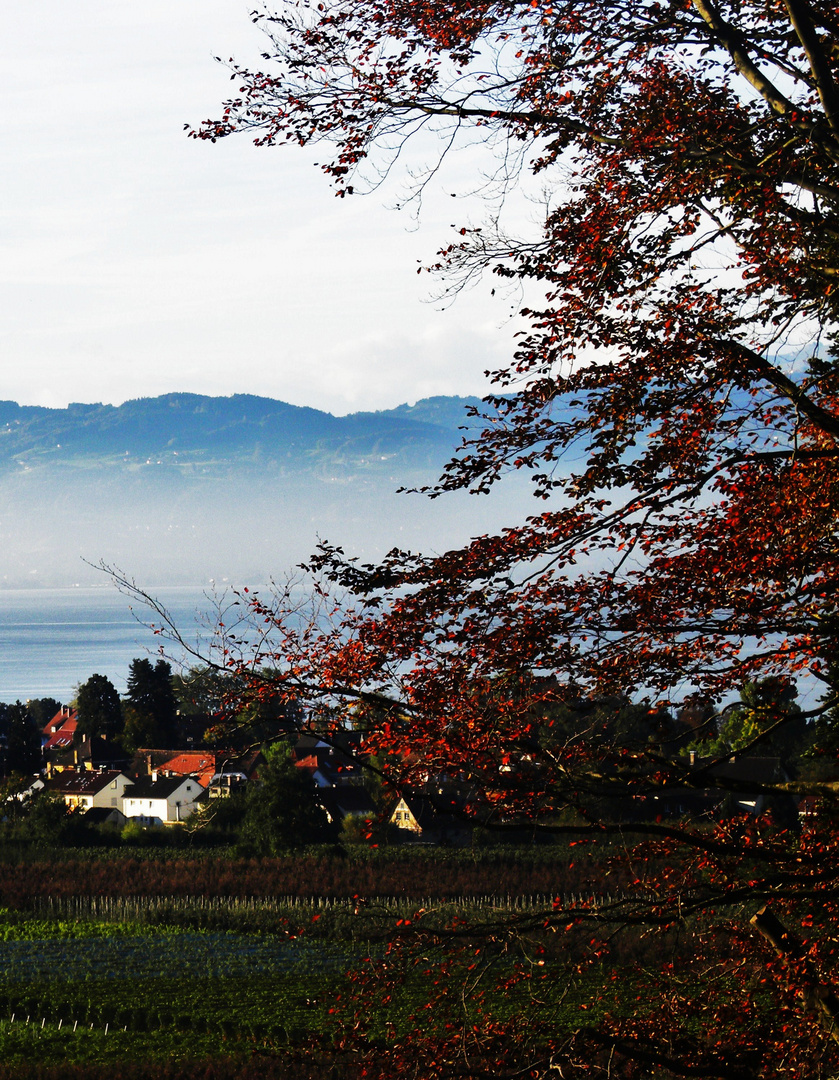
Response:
[[1, 2, 522, 415]]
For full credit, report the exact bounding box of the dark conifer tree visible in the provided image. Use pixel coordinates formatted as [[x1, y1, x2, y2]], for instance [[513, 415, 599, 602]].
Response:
[[76, 674, 122, 741], [122, 659, 178, 750], [25, 698, 61, 731], [0, 702, 40, 776]]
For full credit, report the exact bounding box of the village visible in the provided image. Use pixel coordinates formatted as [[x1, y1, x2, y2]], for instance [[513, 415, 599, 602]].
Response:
[[3, 667, 818, 852], [3, 690, 469, 847]]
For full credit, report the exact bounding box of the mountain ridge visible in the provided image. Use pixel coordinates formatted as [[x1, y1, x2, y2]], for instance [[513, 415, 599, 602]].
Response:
[[0, 392, 487, 475]]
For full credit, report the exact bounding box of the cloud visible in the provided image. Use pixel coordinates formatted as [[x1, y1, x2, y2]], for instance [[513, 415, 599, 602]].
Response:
[[0, 2, 521, 413]]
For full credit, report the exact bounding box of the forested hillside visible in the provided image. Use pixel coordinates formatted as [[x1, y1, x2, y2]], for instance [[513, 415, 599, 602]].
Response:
[[0, 393, 486, 475]]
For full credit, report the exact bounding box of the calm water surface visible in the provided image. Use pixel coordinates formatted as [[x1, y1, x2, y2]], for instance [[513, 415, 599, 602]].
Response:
[[0, 586, 223, 702]]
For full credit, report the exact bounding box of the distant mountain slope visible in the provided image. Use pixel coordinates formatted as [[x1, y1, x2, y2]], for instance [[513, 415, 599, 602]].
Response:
[[367, 395, 487, 430], [0, 394, 526, 589], [0, 393, 487, 476]]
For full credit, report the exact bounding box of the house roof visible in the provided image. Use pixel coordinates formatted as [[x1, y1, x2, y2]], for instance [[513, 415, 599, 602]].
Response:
[[82, 806, 127, 824], [293, 736, 365, 784], [43, 710, 79, 750], [50, 737, 130, 771], [391, 792, 469, 836], [229, 748, 263, 778], [43, 706, 77, 737], [703, 756, 785, 786], [156, 751, 222, 786], [123, 776, 203, 801], [645, 755, 788, 819], [293, 735, 331, 755], [41, 770, 130, 797], [319, 786, 377, 818]]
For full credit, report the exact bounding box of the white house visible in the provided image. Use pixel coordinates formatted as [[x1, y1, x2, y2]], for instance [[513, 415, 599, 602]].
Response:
[[121, 775, 204, 825], [40, 770, 134, 812]]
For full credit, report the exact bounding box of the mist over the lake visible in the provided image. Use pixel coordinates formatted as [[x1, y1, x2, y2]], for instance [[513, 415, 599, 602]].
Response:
[[0, 393, 535, 590]]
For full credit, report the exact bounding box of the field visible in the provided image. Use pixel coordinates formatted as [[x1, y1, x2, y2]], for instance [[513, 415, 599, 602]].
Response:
[[0, 850, 614, 1078], [0, 918, 351, 1066]]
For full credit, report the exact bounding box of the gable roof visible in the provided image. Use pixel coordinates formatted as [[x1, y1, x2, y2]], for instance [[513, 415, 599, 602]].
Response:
[[82, 806, 127, 825], [319, 786, 377, 819], [123, 775, 203, 801], [41, 770, 130, 798], [390, 792, 470, 839], [704, 756, 785, 786], [293, 736, 365, 785], [43, 706, 77, 738], [43, 709, 79, 750], [156, 751, 222, 786]]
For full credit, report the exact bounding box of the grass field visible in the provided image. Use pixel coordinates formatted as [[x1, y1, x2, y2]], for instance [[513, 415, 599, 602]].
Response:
[[0, 910, 357, 1060], [0, 899, 613, 1075], [0, 849, 634, 1076]]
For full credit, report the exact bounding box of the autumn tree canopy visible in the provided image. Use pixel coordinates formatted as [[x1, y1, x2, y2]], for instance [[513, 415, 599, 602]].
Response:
[[173, 0, 839, 1075], [196, 0, 839, 706]]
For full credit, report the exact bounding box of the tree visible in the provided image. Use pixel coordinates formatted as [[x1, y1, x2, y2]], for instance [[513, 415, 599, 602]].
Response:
[[239, 741, 333, 853], [75, 674, 122, 741], [143, 1, 839, 1074], [16, 792, 80, 848], [172, 665, 231, 718], [121, 658, 177, 750], [24, 698, 61, 731], [0, 702, 40, 777], [709, 677, 807, 764]]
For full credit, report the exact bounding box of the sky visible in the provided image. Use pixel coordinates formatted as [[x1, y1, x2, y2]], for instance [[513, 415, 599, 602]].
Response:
[[1, 2, 523, 415]]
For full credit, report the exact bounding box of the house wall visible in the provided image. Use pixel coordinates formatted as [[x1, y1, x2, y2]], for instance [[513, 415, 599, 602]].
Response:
[[122, 797, 171, 827], [391, 799, 421, 834], [90, 775, 133, 809], [122, 782, 202, 825]]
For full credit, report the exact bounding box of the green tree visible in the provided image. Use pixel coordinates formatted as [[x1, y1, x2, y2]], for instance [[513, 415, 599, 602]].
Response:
[[172, 666, 230, 717], [709, 678, 807, 767], [16, 794, 78, 847], [24, 698, 61, 730], [2, 702, 41, 776], [0, 774, 32, 829], [239, 742, 333, 853], [75, 674, 122, 741], [122, 659, 177, 750], [234, 676, 298, 744]]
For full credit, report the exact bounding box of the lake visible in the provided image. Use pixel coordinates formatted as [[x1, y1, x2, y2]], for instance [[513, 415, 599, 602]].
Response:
[[0, 585, 231, 703]]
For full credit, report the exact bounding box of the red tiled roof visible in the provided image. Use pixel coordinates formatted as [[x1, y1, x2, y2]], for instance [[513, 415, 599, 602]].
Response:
[[43, 707, 78, 738], [43, 711, 79, 750], [157, 751, 224, 787]]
